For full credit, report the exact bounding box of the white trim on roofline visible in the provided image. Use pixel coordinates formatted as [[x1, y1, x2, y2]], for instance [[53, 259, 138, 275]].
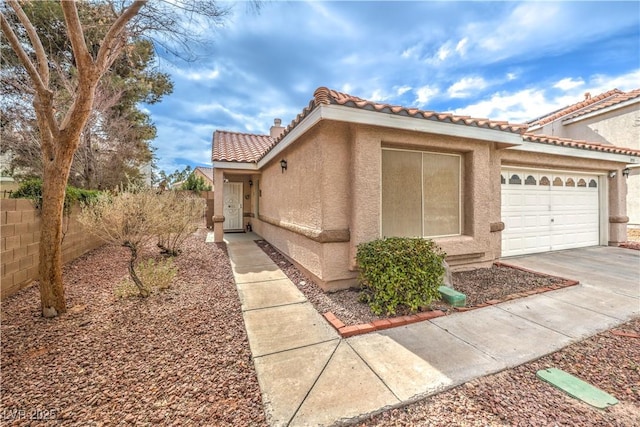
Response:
[[211, 161, 258, 170], [258, 104, 523, 168], [321, 104, 524, 145], [510, 140, 640, 164], [562, 97, 640, 125]]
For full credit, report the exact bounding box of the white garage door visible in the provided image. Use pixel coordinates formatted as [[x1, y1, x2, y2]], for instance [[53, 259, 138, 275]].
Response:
[[501, 169, 600, 257]]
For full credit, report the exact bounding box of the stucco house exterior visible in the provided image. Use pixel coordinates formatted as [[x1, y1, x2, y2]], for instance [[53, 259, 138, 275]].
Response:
[[193, 166, 215, 190], [527, 88, 640, 227], [211, 87, 640, 291]]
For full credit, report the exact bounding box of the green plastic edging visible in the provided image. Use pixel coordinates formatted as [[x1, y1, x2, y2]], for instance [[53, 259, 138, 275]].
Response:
[[536, 368, 619, 409], [438, 286, 466, 307]]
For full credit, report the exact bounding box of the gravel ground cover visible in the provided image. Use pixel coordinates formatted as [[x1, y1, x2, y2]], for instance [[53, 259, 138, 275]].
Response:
[[360, 316, 640, 427], [255, 240, 564, 324], [622, 228, 640, 249], [1, 229, 267, 427], [3, 232, 637, 427]]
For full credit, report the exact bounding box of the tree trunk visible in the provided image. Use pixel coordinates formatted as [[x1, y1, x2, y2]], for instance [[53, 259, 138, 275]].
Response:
[[125, 242, 149, 297], [38, 148, 74, 317]]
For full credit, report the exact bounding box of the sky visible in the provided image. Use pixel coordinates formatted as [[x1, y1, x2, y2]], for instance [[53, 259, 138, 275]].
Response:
[[145, 1, 640, 174]]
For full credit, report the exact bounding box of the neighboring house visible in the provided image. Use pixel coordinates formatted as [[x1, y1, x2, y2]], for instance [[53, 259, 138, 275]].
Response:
[[528, 89, 640, 227], [193, 166, 215, 190], [211, 87, 639, 291]]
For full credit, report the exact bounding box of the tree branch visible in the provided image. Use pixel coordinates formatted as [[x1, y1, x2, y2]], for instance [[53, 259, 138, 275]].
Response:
[[0, 9, 59, 139], [0, 11, 47, 96], [7, 0, 49, 84], [60, 1, 94, 76], [96, 0, 147, 70]]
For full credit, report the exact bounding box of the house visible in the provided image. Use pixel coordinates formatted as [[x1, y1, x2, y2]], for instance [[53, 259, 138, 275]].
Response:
[[211, 87, 640, 291], [193, 166, 215, 190], [527, 89, 640, 227]]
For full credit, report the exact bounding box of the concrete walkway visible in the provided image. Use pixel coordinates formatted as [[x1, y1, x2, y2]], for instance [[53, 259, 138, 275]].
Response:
[[221, 233, 640, 427]]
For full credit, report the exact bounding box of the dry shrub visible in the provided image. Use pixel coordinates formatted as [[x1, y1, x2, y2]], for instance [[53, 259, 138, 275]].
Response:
[[79, 186, 165, 297], [157, 191, 205, 256]]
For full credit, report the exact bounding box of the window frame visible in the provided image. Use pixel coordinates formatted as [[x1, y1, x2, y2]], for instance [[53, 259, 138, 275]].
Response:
[[381, 147, 462, 239]]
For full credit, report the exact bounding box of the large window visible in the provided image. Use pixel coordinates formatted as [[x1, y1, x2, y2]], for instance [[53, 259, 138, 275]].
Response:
[[382, 148, 461, 238]]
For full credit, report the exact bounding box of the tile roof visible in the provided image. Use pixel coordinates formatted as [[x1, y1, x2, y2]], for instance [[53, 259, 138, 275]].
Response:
[[212, 130, 274, 163], [523, 133, 640, 157], [310, 87, 528, 134], [212, 87, 529, 163], [194, 166, 213, 181], [528, 88, 640, 127]]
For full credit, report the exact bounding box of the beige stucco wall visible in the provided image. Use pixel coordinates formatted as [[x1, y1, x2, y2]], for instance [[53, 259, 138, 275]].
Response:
[[252, 121, 356, 289]]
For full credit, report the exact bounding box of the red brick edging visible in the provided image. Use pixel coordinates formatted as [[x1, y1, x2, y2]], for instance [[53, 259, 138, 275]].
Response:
[[323, 262, 580, 338], [323, 310, 446, 338]]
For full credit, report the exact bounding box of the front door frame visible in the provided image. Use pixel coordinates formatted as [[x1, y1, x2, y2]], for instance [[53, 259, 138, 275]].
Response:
[[223, 181, 244, 231]]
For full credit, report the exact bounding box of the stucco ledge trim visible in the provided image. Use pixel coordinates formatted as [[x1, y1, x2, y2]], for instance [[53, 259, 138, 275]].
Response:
[[490, 221, 505, 232], [609, 216, 629, 224], [258, 214, 350, 243], [212, 215, 225, 223]]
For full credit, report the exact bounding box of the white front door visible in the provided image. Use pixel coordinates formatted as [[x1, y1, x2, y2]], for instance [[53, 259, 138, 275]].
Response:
[[223, 182, 244, 231], [501, 169, 600, 257]]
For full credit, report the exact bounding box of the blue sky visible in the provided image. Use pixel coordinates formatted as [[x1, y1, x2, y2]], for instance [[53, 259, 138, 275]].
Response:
[[145, 1, 640, 174]]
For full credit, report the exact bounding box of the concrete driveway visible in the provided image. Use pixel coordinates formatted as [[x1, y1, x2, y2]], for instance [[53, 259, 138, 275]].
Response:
[[503, 245, 640, 299]]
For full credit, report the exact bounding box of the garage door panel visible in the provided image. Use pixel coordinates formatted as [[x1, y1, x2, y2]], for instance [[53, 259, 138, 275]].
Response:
[[502, 169, 600, 257]]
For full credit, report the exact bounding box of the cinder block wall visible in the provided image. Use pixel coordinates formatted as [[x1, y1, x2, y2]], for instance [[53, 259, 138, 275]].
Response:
[[1, 199, 104, 300]]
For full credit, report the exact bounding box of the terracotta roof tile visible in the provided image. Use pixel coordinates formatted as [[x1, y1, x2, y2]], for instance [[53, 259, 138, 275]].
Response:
[[528, 88, 640, 127], [212, 130, 274, 163], [313, 87, 528, 134], [523, 133, 640, 157], [563, 88, 640, 121]]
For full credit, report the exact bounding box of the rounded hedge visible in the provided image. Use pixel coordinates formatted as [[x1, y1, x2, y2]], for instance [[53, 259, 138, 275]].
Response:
[[356, 237, 446, 315]]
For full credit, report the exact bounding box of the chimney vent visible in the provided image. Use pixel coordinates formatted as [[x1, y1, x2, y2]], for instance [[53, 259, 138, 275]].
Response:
[[270, 118, 285, 139], [584, 92, 591, 100]]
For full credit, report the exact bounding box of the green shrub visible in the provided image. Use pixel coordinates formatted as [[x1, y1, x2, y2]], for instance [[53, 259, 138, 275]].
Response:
[[356, 237, 446, 315], [11, 178, 100, 212], [181, 173, 211, 194]]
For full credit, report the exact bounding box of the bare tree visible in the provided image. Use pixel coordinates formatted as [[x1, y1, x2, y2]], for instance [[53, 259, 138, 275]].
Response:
[[0, 0, 231, 317]]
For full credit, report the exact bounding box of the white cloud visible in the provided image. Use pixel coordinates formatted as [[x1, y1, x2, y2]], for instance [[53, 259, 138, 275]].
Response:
[[176, 68, 221, 81], [396, 85, 412, 96], [448, 77, 488, 98], [401, 44, 419, 59], [455, 37, 468, 56], [450, 69, 640, 123], [437, 44, 451, 61], [554, 77, 585, 91], [506, 72, 518, 81], [415, 85, 439, 107], [587, 69, 640, 93], [452, 89, 568, 123]]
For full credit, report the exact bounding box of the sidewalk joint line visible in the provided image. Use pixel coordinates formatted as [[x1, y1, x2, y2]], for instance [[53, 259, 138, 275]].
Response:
[[286, 339, 342, 426], [494, 302, 574, 339], [242, 300, 309, 313], [345, 340, 402, 402], [429, 320, 501, 363], [252, 338, 340, 360], [233, 276, 292, 285]]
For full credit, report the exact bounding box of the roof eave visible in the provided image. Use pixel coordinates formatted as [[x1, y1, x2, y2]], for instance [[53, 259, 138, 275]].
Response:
[[562, 96, 640, 125], [510, 140, 640, 164], [211, 161, 258, 171]]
